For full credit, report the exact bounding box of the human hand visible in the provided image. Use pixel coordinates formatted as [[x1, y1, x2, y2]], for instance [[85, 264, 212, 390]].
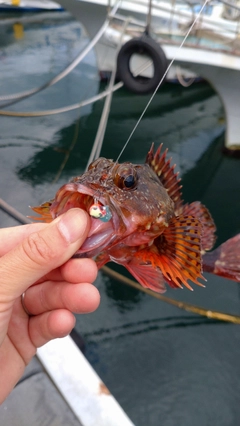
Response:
[[0, 208, 100, 403]]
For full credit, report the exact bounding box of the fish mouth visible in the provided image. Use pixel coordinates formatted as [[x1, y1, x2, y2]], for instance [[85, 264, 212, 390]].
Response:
[[54, 182, 118, 254]]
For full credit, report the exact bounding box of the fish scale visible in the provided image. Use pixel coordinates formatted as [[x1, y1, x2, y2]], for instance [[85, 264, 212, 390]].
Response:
[[31, 144, 240, 293]]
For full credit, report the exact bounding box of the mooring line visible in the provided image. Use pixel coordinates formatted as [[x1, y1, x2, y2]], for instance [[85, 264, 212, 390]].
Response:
[[0, 2, 120, 107]]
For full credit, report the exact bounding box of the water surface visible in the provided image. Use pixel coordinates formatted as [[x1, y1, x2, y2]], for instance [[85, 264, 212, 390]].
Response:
[[1, 11, 240, 426]]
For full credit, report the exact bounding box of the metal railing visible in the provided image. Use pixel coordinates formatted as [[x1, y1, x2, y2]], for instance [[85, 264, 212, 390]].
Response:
[[110, 0, 240, 55]]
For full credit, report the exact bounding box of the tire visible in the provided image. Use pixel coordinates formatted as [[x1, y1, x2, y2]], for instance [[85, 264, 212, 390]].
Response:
[[117, 35, 168, 94]]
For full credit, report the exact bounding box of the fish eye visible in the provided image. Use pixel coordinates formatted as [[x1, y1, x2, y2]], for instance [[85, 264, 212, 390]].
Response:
[[114, 165, 138, 190], [124, 174, 136, 188]]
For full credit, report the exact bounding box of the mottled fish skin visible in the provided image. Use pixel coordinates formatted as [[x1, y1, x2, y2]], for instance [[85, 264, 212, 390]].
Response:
[[70, 158, 175, 232], [34, 156, 176, 261], [31, 144, 240, 292]]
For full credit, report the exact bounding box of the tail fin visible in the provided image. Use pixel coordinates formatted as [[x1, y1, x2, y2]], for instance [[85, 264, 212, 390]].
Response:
[[203, 234, 240, 282]]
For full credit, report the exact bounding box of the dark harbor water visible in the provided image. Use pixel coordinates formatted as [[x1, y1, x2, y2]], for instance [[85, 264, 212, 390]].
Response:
[[1, 10, 240, 426]]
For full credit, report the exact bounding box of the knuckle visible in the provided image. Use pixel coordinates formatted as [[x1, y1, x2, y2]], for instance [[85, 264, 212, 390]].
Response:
[[22, 232, 56, 265]]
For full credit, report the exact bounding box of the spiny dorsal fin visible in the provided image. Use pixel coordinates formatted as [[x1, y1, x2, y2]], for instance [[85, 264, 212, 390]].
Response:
[[145, 143, 183, 211]]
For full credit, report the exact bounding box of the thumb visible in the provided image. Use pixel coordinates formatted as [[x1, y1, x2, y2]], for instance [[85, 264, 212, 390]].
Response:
[[0, 208, 90, 301]]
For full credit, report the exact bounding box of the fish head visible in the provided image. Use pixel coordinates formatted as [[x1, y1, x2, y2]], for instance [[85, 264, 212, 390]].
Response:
[[33, 157, 175, 254]]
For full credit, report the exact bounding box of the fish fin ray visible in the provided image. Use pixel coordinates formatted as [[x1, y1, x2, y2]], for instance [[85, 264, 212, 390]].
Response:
[[125, 254, 166, 293], [154, 215, 205, 289], [203, 233, 240, 282], [145, 143, 183, 211], [180, 202, 216, 251], [96, 253, 110, 269], [30, 201, 53, 222]]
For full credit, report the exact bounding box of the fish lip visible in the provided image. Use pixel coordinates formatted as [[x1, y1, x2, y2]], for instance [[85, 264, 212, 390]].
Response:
[[63, 183, 107, 205], [79, 219, 114, 253], [62, 182, 121, 229], [63, 182, 102, 199]]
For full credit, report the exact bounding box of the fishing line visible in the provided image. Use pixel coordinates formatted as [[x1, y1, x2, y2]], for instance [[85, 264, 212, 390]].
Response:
[[88, 0, 209, 219], [115, 0, 210, 163], [86, 17, 132, 169]]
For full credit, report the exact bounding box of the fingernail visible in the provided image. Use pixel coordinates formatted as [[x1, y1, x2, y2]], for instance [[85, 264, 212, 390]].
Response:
[[57, 209, 89, 244]]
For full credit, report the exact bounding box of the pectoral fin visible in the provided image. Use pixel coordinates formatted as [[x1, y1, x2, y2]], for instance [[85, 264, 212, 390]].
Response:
[[154, 215, 205, 290], [181, 201, 216, 251], [124, 253, 166, 293]]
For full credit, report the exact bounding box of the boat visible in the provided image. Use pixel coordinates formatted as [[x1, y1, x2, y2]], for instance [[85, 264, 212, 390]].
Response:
[[57, 0, 240, 151], [0, 0, 64, 11], [0, 7, 238, 426], [0, 10, 135, 425]]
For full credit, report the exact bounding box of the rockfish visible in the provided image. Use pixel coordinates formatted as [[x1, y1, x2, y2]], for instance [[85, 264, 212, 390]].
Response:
[[32, 144, 240, 292]]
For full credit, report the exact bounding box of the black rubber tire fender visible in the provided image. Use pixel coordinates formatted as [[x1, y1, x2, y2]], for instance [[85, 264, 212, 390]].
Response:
[[117, 35, 168, 94]]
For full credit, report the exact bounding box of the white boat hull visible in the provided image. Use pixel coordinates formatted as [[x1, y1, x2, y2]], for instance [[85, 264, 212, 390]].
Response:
[[58, 0, 240, 150], [0, 0, 63, 11]]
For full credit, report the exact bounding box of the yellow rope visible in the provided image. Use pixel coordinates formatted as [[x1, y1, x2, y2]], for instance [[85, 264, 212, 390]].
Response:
[[102, 266, 240, 324]]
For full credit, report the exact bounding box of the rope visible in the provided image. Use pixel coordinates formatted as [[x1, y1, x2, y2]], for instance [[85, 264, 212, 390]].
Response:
[[102, 266, 240, 324], [1, 0, 238, 325], [0, 82, 123, 117], [86, 18, 132, 169], [0, 197, 239, 324], [176, 66, 196, 87], [0, 2, 120, 108], [0, 198, 31, 224]]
